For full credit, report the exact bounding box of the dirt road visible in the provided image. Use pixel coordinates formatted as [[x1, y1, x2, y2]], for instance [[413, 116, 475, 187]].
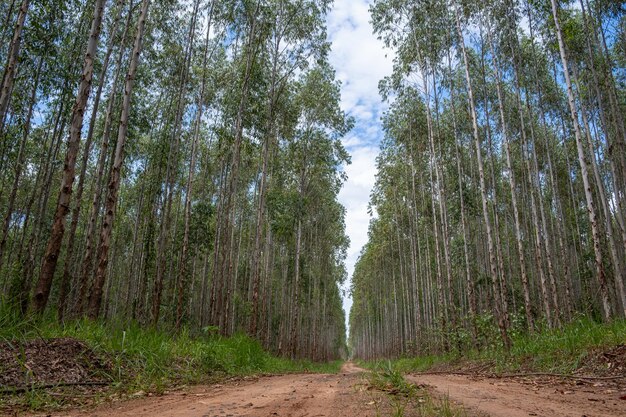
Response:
[[53, 363, 375, 417], [46, 363, 625, 417], [407, 373, 626, 417]]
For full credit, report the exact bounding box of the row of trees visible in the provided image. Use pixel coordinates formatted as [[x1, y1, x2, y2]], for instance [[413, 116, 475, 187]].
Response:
[[0, 0, 350, 360], [350, 0, 626, 359]]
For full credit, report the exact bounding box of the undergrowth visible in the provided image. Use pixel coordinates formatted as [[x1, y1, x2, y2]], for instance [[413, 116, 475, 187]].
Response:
[[0, 306, 341, 409], [359, 316, 626, 375]]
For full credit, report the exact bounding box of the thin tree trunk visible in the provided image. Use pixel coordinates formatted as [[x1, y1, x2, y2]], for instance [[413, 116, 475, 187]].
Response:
[[87, 0, 151, 319], [0, 0, 29, 132], [486, 23, 534, 331], [175, 0, 214, 331], [446, 48, 478, 343], [0, 56, 42, 272], [454, 4, 510, 350], [75, 3, 134, 315], [152, 0, 199, 327], [58, 0, 126, 322], [549, 0, 611, 320], [32, 0, 107, 315]]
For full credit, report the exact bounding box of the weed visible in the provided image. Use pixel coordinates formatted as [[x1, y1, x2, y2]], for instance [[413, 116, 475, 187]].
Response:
[[366, 364, 467, 416], [369, 360, 417, 396]]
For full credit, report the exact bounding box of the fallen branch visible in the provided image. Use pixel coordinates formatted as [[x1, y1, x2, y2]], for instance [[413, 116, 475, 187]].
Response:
[[0, 381, 109, 394], [46, 390, 101, 398]]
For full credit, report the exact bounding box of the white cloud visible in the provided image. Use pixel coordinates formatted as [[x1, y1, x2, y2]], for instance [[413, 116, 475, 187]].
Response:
[[326, 0, 393, 336]]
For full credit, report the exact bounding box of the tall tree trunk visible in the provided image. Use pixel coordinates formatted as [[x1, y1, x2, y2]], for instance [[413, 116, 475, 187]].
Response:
[[152, 0, 199, 327], [446, 49, 478, 343], [454, 4, 510, 350], [212, 1, 260, 334], [58, 0, 126, 322], [0, 0, 29, 132], [175, 0, 214, 331], [549, 0, 611, 320], [87, 0, 151, 319], [486, 23, 534, 331], [32, 0, 107, 315], [75, 3, 134, 316], [249, 28, 283, 337], [0, 56, 42, 272]]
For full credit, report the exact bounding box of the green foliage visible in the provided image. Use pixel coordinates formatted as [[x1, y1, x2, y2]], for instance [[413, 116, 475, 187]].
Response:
[[483, 317, 626, 373], [359, 318, 626, 375], [0, 308, 341, 393]]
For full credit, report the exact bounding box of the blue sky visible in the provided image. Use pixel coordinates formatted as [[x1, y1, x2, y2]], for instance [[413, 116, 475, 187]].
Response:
[[326, 0, 394, 333]]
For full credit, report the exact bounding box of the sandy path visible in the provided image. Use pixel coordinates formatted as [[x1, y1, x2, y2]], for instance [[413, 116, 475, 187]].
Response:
[[406, 373, 626, 417], [52, 363, 374, 417]]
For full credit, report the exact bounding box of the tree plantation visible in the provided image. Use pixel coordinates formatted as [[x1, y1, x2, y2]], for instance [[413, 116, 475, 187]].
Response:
[[350, 0, 626, 359], [1, 0, 626, 386], [0, 0, 350, 361], [4, 1, 626, 415]]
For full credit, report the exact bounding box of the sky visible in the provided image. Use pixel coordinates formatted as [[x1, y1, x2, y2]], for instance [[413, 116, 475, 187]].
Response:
[[325, 1, 394, 334]]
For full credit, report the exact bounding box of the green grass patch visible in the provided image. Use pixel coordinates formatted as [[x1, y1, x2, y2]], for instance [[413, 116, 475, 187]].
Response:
[[365, 360, 467, 416], [472, 316, 626, 373], [359, 316, 626, 375], [0, 307, 340, 410]]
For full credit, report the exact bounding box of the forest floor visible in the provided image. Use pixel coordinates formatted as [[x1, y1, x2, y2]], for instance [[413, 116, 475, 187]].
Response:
[[14, 361, 624, 417]]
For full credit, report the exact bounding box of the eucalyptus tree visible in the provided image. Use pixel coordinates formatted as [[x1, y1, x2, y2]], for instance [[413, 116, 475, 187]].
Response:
[[351, 0, 626, 359], [1, 0, 93, 310], [87, 0, 151, 319], [0, 0, 30, 132], [284, 63, 351, 357], [547, 0, 611, 320], [1, 0, 352, 362], [248, 0, 332, 339], [32, 0, 108, 315]]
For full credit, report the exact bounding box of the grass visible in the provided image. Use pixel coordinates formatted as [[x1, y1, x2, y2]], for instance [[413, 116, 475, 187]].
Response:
[[0, 307, 341, 411], [360, 316, 626, 375], [366, 360, 467, 417], [354, 317, 625, 416]]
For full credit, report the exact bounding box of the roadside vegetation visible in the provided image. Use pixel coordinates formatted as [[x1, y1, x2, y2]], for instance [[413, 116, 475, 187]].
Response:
[[357, 317, 626, 376], [0, 308, 341, 412]]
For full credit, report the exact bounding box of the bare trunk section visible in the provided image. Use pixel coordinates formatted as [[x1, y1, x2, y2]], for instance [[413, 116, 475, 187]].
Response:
[[454, 4, 510, 350], [0, 0, 29, 132], [549, 0, 611, 320], [32, 0, 107, 315], [58, 0, 126, 322], [87, 0, 150, 319]]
